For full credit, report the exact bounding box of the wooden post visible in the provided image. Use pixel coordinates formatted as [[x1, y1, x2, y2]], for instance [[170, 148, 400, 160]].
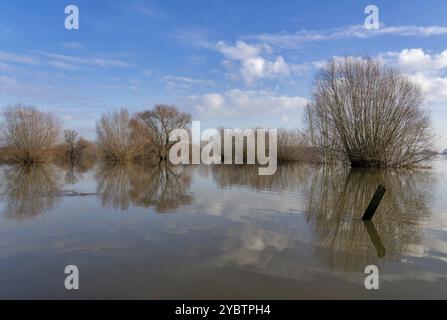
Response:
[[362, 184, 386, 221]]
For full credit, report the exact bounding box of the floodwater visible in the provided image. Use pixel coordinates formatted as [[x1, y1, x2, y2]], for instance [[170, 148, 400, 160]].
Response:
[[1, 158, 447, 299]]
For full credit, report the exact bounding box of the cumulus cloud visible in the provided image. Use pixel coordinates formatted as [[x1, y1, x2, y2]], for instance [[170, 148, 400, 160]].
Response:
[[409, 73, 447, 101], [217, 40, 262, 61], [189, 89, 308, 117], [386, 48, 447, 72], [216, 41, 292, 85], [381, 48, 447, 103], [216, 40, 307, 85]]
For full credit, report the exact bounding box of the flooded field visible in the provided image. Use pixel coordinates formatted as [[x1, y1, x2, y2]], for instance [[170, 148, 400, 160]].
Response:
[[1, 158, 447, 299]]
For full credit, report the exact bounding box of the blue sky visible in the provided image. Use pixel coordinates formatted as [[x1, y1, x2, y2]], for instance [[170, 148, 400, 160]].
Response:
[[1, 0, 447, 149]]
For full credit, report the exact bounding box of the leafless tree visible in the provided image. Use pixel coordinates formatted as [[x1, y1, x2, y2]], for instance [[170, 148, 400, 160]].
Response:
[[74, 138, 96, 160], [0, 105, 60, 163], [96, 109, 141, 162], [53, 136, 97, 165], [64, 129, 79, 162], [305, 56, 434, 168], [137, 105, 191, 160]]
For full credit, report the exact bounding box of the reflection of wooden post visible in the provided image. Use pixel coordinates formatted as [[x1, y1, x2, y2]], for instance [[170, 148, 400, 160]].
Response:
[[363, 221, 386, 257], [362, 184, 386, 221]]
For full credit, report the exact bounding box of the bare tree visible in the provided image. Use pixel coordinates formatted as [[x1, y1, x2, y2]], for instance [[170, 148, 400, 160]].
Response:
[[137, 105, 191, 160], [96, 109, 141, 162], [0, 105, 60, 163], [64, 130, 79, 162], [53, 136, 97, 165], [305, 56, 434, 168], [75, 137, 96, 160]]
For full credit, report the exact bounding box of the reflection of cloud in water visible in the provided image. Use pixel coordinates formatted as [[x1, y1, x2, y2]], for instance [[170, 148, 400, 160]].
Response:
[[95, 162, 192, 213], [184, 164, 439, 284], [1, 162, 444, 293], [210, 224, 321, 282]]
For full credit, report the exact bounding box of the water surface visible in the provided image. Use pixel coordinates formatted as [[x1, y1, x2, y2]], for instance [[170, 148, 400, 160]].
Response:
[[1, 159, 447, 299]]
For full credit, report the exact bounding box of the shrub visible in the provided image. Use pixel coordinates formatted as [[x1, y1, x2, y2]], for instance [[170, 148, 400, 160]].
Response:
[[305, 56, 434, 168], [0, 105, 60, 163]]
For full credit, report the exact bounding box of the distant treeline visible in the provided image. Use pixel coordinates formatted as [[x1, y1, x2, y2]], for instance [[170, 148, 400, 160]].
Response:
[[0, 104, 320, 165]]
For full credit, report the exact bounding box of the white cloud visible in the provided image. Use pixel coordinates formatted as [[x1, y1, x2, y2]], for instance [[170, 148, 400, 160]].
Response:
[[0, 50, 39, 65], [189, 89, 308, 117], [245, 25, 447, 48], [386, 48, 447, 72], [0, 49, 134, 71], [216, 41, 292, 85], [162, 75, 214, 90], [408, 73, 447, 102], [192, 93, 229, 116], [163, 75, 213, 85], [217, 40, 262, 61], [0, 75, 53, 96], [381, 48, 447, 103], [34, 51, 134, 68]]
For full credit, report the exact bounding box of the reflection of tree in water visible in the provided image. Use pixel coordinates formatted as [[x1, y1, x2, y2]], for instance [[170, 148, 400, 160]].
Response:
[[95, 162, 192, 212], [209, 163, 313, 192], [0, 164, 61, 220], [54, 158, 96, 185], [305, 166, 433, 273], [130, 162, 192, 212], [95, 162, 136, 210]]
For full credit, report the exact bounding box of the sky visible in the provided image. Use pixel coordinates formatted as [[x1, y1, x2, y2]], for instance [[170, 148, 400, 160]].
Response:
[[1, 0, 447, 149]]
